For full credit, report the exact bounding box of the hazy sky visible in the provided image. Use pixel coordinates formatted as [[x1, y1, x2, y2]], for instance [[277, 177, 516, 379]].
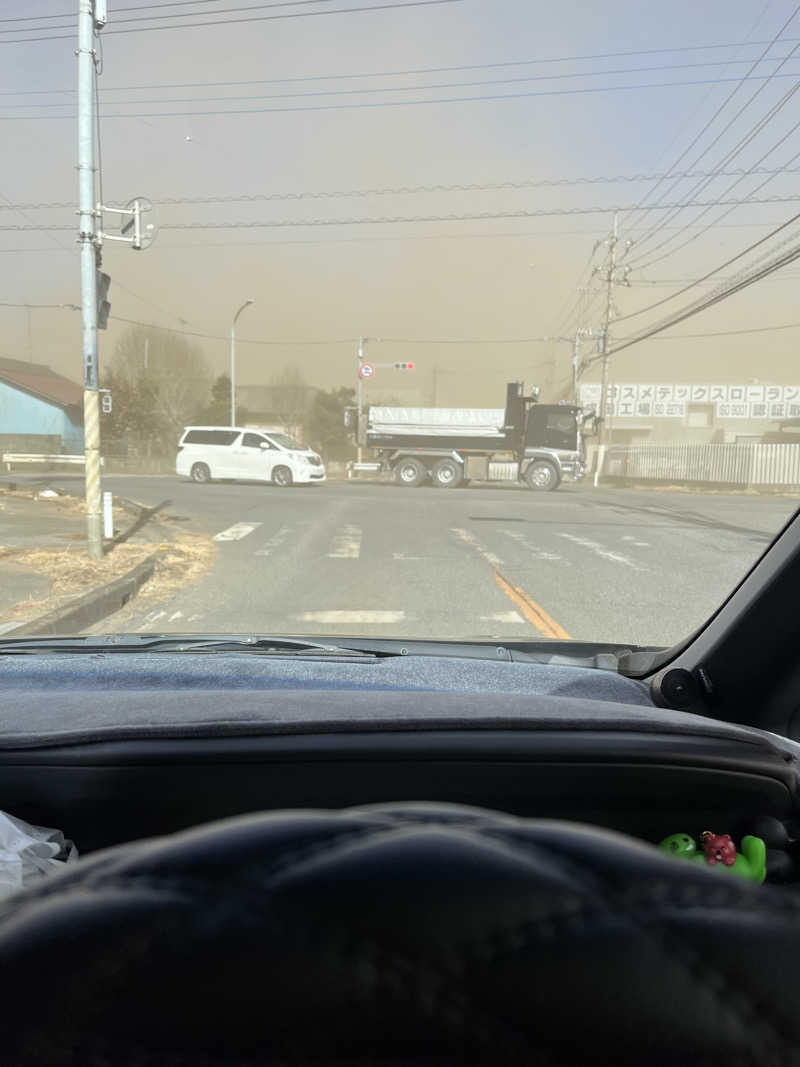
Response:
[[2, 0, 800, 407]]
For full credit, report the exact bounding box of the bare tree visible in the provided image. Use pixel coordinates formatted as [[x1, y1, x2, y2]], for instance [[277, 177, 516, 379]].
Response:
[[269, 365, 311, 439], [104, 325, 212, 454]]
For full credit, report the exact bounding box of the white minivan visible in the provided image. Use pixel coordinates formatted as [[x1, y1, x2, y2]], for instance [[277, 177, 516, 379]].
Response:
[[176, 427, 326, 487]]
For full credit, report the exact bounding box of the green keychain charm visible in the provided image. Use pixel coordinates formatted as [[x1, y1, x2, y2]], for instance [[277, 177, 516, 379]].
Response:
[[658, 831, 766, 883]]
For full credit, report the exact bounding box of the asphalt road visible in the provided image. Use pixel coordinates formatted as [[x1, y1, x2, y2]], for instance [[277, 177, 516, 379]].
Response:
[[4, 473, 797, 647]]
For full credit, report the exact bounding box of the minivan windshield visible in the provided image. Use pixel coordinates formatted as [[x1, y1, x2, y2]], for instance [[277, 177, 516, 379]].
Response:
[[2, 1, 800, 652], [268, 434, 304, 451]]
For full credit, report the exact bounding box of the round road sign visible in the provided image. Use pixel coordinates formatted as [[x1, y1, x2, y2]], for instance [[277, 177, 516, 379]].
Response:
[[359, 362, 375, 379]]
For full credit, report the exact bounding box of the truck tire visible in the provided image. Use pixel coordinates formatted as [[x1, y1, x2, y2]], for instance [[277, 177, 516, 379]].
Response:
[[524, 460, 560, 492], [190, 463, 211, 484], [394, 458, 427, 487], [431, 457, 464, 489]]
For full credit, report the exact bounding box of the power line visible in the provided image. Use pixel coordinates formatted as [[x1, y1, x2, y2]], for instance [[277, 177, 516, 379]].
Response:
[[8, 35, 800, 90], [0, 301, 79, 310], [7, 71, 800, 110], [626, 75, 800, 265], [633, 141, 800, 270], [650, 320, 800, 339], [625, 55, 800, 259], [7, 301, 798, 346], [0, 0, 463, 44], [0, 0, 228, 20], [606, 241, 800, 357], [8, 56, 800, 102], [4, 194, 800, 232], [5, 165, 800, 212], [0, 0, 344, 34], [109, 314, 355, 344], [621, 4, 800, 232], [614, 208, 800, 322]]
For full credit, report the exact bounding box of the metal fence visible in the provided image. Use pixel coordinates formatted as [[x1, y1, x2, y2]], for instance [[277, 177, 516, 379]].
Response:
[[604, 443, 800, 488]]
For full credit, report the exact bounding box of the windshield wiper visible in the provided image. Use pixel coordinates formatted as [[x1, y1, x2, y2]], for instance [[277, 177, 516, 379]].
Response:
[[0, 634, 380, 657]]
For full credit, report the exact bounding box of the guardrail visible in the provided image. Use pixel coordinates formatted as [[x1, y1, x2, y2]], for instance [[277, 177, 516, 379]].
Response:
[[604, 442, 800, 488], [2, 453, 104, 472]]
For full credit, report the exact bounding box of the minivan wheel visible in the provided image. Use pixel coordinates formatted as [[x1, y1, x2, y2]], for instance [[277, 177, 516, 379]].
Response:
[[190, 463, 211, 484], [272, 465, 293, 488]]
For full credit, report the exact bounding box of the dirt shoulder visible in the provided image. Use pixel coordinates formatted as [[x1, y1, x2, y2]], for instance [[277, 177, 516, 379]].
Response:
[[0, 486, 217, 630]]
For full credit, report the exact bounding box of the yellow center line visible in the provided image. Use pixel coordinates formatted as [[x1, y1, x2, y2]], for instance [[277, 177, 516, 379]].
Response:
[[493, 570, 571, 640]]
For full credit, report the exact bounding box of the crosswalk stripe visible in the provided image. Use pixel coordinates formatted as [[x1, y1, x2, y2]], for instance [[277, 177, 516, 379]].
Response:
[[328, 524, 362, 559], [501, 528, 562, 561], [255, 525, 292, 557], [213, 522, 262, 542], [297, 610, 404, 624], [557, 532, 643, 568]]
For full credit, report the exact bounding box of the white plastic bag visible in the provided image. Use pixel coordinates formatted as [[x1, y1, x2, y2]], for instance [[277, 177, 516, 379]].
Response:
[[0, 810, 78, 897]]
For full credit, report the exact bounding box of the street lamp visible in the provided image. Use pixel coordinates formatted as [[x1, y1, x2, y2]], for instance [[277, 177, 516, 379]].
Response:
[[230, 299, 254, 427]]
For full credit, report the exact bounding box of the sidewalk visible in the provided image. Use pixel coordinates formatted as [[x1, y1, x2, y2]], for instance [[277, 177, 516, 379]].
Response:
[[0, 486, 169, 634]]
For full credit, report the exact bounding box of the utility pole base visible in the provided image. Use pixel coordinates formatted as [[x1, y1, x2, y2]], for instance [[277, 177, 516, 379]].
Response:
[[86, 513, 104, 560]]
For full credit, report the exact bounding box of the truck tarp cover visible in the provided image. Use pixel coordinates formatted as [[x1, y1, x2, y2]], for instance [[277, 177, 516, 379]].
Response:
[[368, 407, 505, 438]]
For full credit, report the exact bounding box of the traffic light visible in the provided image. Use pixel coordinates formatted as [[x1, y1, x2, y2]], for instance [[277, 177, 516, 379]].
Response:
[[393, 362, 415, 371], [96, 270, 111, 330], [101, 391, 112, 414]]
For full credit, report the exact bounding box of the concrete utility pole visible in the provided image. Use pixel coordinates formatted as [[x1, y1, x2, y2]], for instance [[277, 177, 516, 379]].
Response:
[[597, 211, 618, 452], [77, 0, 103, 559], [356, 337, 366, 463], [230, 299, 254, 427]]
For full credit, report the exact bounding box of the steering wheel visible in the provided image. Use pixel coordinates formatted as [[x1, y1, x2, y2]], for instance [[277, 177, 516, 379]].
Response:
[[0, 802, 795, 1066]]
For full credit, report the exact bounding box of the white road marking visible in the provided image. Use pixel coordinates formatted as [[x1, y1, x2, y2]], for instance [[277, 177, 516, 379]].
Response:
[[188, 614, 203, 623], [255, 525, 292, 558], [451, 527, 503, 568], [501, 529, 563, 561], [622, 535, 651, 547], [169, 611, 184, 622], [144, 610, 167, 623], [328, 525, 362, 559], [213, 522, 262, 542], [393, 551, 423, 561], [480, 611, 526, 624], [557, 532, 643, 569], [297, 610, 405, 624]]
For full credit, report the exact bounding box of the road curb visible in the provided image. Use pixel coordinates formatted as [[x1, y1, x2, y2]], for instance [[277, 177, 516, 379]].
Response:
[[5, 550, 162, 637]]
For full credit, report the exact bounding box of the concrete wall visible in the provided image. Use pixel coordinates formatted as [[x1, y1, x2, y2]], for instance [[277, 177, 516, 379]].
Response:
[[0, 381, 83, 452]]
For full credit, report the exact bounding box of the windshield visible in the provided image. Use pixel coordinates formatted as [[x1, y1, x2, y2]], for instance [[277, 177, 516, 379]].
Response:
[[2, 1, 799, 653], [267, 434, 304, 451]]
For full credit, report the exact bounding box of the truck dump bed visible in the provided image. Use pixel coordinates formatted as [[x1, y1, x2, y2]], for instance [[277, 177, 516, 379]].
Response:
[[368, 407, 506, 438]]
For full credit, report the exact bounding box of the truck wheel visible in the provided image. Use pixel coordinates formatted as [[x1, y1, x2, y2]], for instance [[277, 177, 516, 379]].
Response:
[[394, 458, 427, 487], [524, 460, 560, 492], [431, 458, 464, 489], [190, 463, 211, 484], [272, 465, 293, 488]]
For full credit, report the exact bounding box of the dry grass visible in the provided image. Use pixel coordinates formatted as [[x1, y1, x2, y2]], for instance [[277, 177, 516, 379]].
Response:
[[0, 485, 129, 523], [135, 533, 217, 606], [0, 533, 216, 623]]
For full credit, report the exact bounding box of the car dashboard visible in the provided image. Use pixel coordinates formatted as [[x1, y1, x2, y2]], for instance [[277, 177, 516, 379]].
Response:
[[0, 652, 797, 879]]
